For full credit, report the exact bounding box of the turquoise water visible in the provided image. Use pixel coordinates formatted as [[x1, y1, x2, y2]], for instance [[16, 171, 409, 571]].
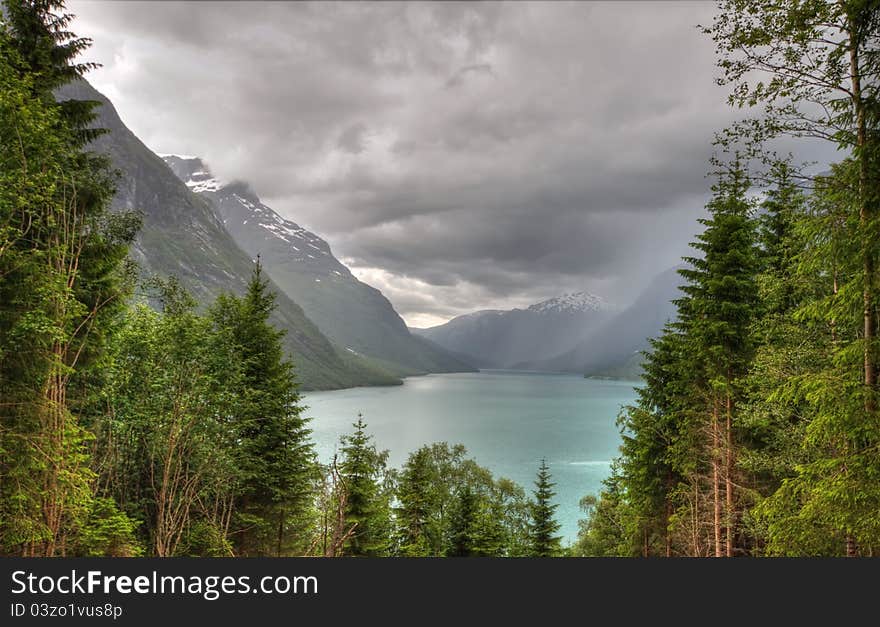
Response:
[[303, 370, 640, 545]]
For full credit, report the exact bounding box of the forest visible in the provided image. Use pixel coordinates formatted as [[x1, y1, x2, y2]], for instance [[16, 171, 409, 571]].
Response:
[[1, 0, 879, 558]]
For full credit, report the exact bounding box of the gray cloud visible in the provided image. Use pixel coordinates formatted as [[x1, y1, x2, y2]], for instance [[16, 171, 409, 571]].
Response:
[[67, 1, 835, 326]]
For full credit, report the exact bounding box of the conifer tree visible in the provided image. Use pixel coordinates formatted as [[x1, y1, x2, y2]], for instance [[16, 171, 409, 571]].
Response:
[[447, 486, 479, 557], [339, 415, 392, 556], [679, 159, 759, 557], [0, 1, 138, 556], [211, 259, 316, 556], [616, 324, 703, 556], [707, 1, 880, 555], [396, 447, 438, 556], [528, 459, 561, 557]]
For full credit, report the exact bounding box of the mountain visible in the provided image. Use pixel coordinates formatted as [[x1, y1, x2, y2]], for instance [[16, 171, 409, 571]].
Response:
[[412, 292, 616, 368], [524, 265, 684, 377], [59, 79, 400, 390], [162, 156, 475, 377]]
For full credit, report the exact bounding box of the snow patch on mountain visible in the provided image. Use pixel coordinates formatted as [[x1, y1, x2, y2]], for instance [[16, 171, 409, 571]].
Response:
[[527, 292, 613, 314], [157, 152, 198, 160]]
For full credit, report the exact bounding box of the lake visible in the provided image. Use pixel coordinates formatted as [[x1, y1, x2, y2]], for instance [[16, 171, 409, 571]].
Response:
[[303, 370, 640, 544]]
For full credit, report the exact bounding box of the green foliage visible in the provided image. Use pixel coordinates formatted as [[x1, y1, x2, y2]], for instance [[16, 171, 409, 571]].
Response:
[[528, 459, 562, 557], [572, 474, 641, 557], [395, 442, 530, 557], [175, 521, 234, 558], [96, 285, 240, 556], [211, 260, 317, 556], [338, 416, 394, 556], [0, 1, 138, 556], [73, 497, 142, 557]]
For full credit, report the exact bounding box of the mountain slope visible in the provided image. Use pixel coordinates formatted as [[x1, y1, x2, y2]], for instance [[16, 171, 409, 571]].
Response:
[[412, 293, 616, 368], [526, 265, 684, 377], [59, 79, 399, 390], [162, 156, 474, 377]]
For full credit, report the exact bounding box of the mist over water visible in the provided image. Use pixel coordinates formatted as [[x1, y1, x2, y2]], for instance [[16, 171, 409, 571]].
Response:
[[305, 370, 640, 544]]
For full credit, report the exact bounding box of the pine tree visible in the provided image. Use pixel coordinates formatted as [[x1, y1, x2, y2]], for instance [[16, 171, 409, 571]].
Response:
[[528, 459, 561, 557], [679, 158, 759, 557], [211, 259, 316, 556], [617, 324, 703, 556], [447, 486, 479, 557], [396, 447, 438, 556], [338, 415, 392, 557]]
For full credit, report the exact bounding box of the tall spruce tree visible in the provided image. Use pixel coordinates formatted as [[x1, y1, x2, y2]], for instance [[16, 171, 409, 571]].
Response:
[[211, 259, 316, 556], [396, 447, 439, 556], [616, 324, 703, 556], [680, 159, 759, 557], [528, 459, 561, 557], [338, 415, 393, 556]]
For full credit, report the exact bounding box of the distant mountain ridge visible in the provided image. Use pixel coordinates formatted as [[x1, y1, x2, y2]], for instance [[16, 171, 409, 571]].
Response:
[[519, 266, 684, 377], [414, 268, 684, 378], [412, 291, 616, 368], [163, 155, 475, 377]]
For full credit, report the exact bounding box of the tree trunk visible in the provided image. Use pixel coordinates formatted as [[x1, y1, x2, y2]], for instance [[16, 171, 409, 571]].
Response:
[[691, 480, 700, 557], [725, 391, 734, 558], [277, 510, 285, 557], [850, 17, 876, 415], [846, 535, 858, 558], [712, 399, 722, 558]]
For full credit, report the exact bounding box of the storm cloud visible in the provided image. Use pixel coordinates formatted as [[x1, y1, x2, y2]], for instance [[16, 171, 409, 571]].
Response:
[[69, 1, 777, 326]]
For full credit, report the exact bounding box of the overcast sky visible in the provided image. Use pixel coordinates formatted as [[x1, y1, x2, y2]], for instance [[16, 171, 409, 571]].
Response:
[[67, 1, 799, 327]]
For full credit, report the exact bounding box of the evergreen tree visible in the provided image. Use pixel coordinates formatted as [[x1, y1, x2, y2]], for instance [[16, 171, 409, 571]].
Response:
[[616, 325, 703, 556], [396, 447, 439, 556], [447, 486, 480, 557], [737, 164, 820, 553], [0, 1, 138, 556], [707, 0, 880, 556], [755, 161, 880, 555], [338, 415, 393, 556], [211, 259, 316, 556], [1, 0, 104, 144], [679, 159, 759, 557], [528, 459, 561, 557]]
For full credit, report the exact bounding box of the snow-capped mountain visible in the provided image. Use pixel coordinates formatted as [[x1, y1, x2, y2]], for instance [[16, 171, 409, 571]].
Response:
[[412, 292, 616, 369], [162, 156, 473, 377], [59, 82, 398, 391], [527, 292, 612, 315], [520, 266, 684, 377], [163, 155, 353, 281]]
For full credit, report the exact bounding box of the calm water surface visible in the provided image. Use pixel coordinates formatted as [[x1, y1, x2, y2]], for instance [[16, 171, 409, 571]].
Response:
[[304, 370, 640, 544]]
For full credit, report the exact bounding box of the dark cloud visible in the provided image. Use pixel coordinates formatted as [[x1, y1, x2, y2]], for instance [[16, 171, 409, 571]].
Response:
[[67, 1, 835, 326]]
